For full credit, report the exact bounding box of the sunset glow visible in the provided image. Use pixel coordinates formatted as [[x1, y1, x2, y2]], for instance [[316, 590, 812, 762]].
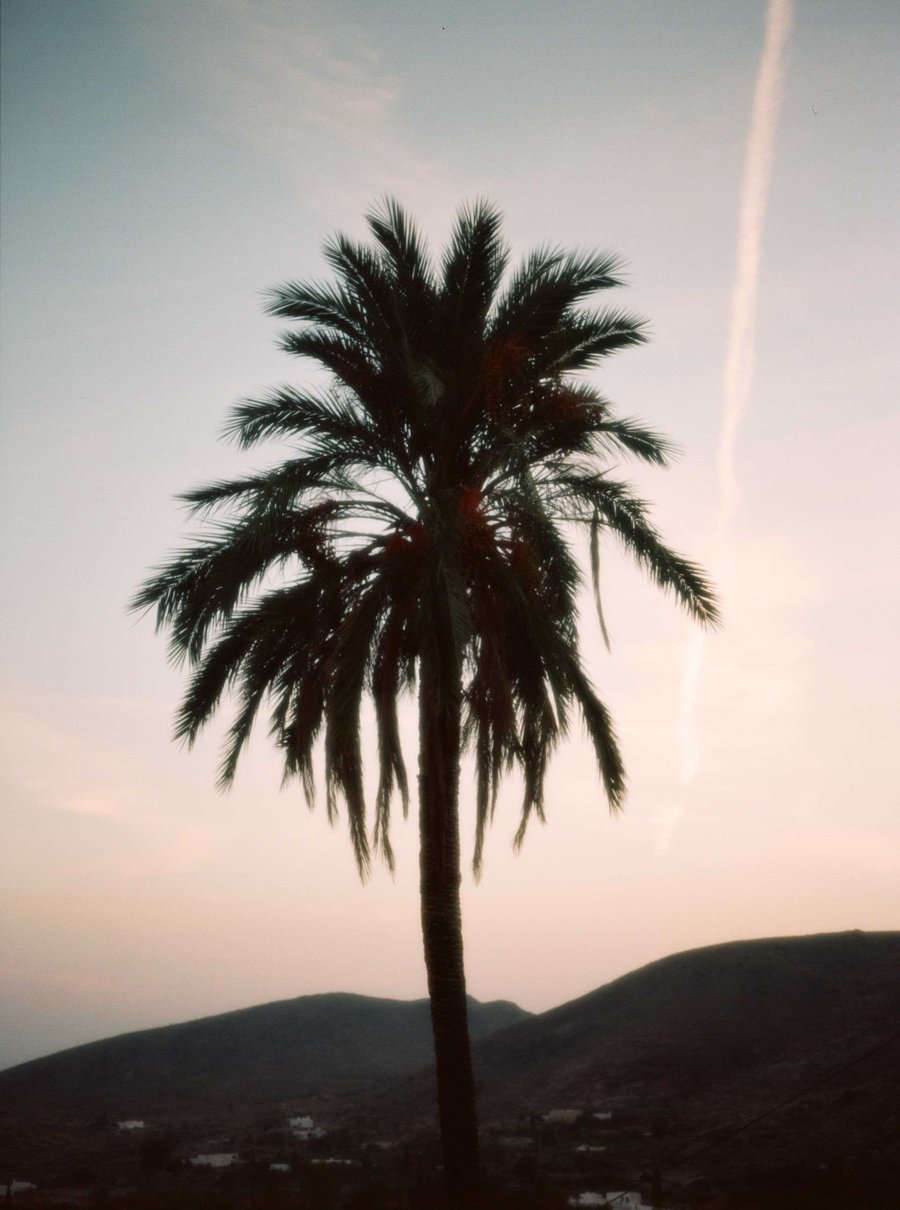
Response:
[[1, 0, 897, 1070]]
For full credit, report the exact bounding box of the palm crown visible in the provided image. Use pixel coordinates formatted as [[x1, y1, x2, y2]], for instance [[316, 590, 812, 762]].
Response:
[[134, 199, 718, 877]]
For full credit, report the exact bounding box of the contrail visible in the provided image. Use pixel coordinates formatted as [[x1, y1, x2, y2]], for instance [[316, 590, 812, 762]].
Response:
[[675, 0, 793, 812]]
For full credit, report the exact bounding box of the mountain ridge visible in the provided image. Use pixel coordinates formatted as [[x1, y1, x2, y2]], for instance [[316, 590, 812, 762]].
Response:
[[0, 991, 530, 1117], [3, 931, 897, 1132], [346, 929, 900, 1193], [2, 932, 898, 1202]]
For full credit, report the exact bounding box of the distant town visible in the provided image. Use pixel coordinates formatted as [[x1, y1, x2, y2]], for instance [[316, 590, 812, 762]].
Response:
[[3, 1101, 696, 1208]]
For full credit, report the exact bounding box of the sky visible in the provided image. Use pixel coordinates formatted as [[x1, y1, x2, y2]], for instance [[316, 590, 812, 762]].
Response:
[[1, 0, 897, 1070]]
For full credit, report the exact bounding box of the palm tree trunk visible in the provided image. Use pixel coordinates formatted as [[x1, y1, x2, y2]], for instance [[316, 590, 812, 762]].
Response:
[[418, 637, 482, 1209]]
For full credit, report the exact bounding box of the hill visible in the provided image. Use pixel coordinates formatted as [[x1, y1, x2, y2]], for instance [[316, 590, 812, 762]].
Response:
[[473, 928, 900, 1115], [0, 992, 529, 1119], [354, 931, 900, 1198], [2, 933, 898, 1204]]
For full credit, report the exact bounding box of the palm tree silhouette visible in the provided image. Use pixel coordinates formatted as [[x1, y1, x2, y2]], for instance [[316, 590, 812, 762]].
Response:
[[134, 200, 717, 1208]]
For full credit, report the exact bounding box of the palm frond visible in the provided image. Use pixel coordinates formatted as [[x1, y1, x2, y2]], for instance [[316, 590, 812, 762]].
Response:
[[589, 511, 612, 651], [441, 200, 509, 346], [137, 199, 717, 879], [537, 306, 649, 374], [555, 471, 720, 625], [567, 658, 626, 811], [178, 454, 348, 517], [589, 413, 675, 466], [264, 278, 364, 343], [322, 233, 406, 355], [490, 247, 626, 345], [224, 386, 366, 450], [366, 197, 436, 301]]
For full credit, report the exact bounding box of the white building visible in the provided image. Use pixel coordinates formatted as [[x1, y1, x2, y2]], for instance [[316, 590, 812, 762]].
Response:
[[543, 1108, 583, 1124], [289, 1114, 326, 1139], [7, 1182, 36, 1198], [189, 1153, 240, 1168], [569, 1194, 649, 1209]]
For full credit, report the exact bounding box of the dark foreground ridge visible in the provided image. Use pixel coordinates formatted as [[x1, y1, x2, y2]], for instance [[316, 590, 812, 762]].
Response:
[[476, 928, 900, 1114], [2, 931, 898, 1207]]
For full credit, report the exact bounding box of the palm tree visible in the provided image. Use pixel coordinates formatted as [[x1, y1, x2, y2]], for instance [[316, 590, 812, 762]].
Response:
[[133, 200, 717, 1208]]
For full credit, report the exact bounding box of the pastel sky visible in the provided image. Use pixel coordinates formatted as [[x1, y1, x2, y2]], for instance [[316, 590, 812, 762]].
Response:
[[1, 0, 897, 1070]]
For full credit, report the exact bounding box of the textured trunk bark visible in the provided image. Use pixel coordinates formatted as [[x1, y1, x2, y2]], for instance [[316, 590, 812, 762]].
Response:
[[418, 636, 482, 1209]]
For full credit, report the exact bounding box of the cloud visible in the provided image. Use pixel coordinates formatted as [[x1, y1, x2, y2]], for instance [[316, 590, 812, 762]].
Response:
[[676, 0, 793, 823], [716, 0, 794, 542], [0, 693, 157, 821], [0, 692, 230, 873], [144, 0, 451, 223]]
